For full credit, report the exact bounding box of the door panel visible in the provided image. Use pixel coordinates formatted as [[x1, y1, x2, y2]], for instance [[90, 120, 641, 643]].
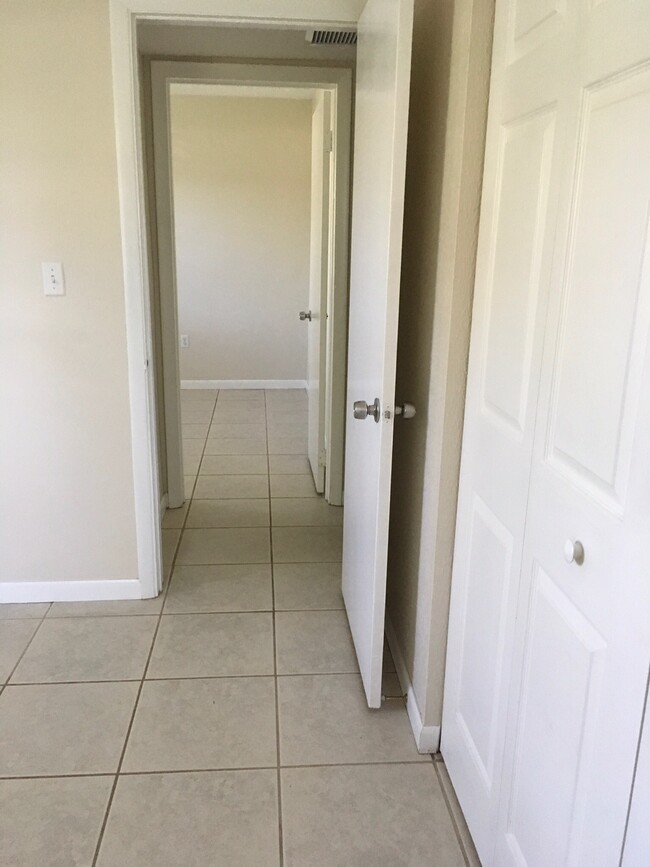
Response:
[[342, 0, 414, 707], [307, 92, 331, 493], [443, 1, 650, 864]]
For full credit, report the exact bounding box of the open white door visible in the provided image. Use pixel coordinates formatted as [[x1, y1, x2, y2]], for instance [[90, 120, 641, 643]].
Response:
[[306, 91, 331, 494], [342, 0, 414, 708]]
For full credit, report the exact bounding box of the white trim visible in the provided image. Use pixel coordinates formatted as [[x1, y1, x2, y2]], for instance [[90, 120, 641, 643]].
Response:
[[109, 0, 163, 601], [0, 580, 143, 604], [385, 615, 441, 753], [181, 379, 307, 390]]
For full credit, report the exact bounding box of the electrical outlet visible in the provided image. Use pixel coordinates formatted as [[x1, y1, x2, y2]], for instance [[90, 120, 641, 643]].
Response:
[[180, 334, 190, 349]]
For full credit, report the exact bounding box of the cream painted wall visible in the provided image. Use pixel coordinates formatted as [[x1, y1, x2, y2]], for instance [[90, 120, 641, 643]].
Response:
[[0, 0, 138, 585], [170, 94, 312, 383], [387, 0, 494, 728]]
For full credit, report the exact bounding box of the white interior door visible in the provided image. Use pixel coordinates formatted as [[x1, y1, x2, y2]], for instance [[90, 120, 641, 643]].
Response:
[[306, 91, 331, 494], [442, 1, 650, 864], [342, 0, 414, 708]]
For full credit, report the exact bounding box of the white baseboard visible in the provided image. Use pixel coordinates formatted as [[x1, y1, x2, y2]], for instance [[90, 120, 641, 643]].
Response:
[[385, 615, 441, 754], [0, 579, 143, 604], [181, 379, 307, 390]]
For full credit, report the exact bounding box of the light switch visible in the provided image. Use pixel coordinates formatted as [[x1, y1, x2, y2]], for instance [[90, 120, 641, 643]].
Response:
[[42, 262, 65, 296]]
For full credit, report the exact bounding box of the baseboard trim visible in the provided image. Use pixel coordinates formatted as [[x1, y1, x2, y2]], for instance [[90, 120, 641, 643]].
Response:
[[385, 615, 441, 754], [0, 579, 143, 604], [181, 379, 307, 390]]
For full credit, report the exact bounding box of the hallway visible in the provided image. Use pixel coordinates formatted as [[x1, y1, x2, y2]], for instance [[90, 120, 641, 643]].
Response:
[[0, 389, 471, 865]]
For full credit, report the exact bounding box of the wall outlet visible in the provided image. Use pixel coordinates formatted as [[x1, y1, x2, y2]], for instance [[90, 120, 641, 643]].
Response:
[[180, 334, 190, 349]]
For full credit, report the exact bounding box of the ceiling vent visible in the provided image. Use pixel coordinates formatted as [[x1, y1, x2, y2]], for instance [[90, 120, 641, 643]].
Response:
[[306, 29, 357, 46]]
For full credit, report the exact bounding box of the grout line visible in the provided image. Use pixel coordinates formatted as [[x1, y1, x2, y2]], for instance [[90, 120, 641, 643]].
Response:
[[0, 759, 430, 783], [91, 391, 223, 865], [433, 759, 473, 867], [265, 390, 284, 867], [2, 603, 53, 691], [3, 671, 368, 688]]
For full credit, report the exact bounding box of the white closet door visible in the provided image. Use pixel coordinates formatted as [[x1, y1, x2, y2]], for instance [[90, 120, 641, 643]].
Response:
[[442, 1, 650, 864]]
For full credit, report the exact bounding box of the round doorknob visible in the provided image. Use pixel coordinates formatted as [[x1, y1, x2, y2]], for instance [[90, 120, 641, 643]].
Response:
[[299, 310, 312, 322], [353, 398, 381, 422], [564, 539, 585, 566]]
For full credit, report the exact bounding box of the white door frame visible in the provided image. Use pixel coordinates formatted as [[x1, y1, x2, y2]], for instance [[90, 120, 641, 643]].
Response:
[[109, 0, 357, 597], [147, 60, 351, 517]]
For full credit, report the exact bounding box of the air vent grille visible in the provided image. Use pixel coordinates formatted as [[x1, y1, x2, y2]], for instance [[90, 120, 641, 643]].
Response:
[[307, 29, 357, 46]]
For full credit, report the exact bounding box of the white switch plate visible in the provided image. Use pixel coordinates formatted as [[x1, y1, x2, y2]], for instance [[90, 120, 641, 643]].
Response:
[[42, 262, 65, 296], [180, 334, 190, 348]]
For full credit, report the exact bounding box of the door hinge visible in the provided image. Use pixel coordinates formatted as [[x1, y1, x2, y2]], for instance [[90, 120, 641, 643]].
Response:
[[318, 448, 327, 467], [325, 129, 333, 153]]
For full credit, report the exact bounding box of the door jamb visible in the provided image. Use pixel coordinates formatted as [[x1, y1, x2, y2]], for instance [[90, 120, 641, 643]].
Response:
[[109, 0, 355, 597]]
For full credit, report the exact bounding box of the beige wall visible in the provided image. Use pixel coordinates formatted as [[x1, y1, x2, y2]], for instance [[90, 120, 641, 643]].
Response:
[[170, 94, 312, 383], [0, 0, 138, 585], [387, 0, 494, 727]]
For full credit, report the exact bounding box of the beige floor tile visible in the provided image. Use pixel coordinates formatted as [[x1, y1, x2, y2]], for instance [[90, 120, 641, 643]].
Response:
[[212, 408, 266, 424], [281, 764, 464, 867], [208, 422, 266, 439], [182, 453, 201, 475], [272, 526, 343, 563], [162, 528, 181, 563], [0, 620, 40, 682], [266, 422, 307, 439], [96, 770, 279, 867], [180, 389, 218, 402], [162, 501, 189, 529], [182, 438, 205, 457], [186, 498, 270, 528], [200, 454, 268, 475], [203, 437, 268, 455], [180, 399, 215, 414], [0, 603, 49, 620], [165, 564, 272, 613], [147, 613, 274, 678], [176, 528, 271, 565], [11, 616, 157, 683], [182, 423, 209, 439], [123, 677, 277, 772], [271, 498, 343, 527], [180, 409, 213, 424], [0, 776, 112, 867], [48, 597, 163, 618], [270, 474, 317, 498], [218, 389, 264, 400], [278, 674, 428, 766], [268, 454, 310, 474], [275, 611, 358, 675], [0, 682, 138, 775], [268, 436, 308, 455], [273, 563, 343, 611], [194, 474, 268, 499], [184, 475, 196, 498]]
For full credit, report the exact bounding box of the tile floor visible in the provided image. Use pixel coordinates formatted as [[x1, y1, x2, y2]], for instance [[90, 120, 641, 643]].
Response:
[[0, 388, 477, 866]]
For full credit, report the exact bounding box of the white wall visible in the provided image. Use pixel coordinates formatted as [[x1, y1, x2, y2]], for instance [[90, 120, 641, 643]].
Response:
[[0, 0, 138, 590], [170, 94, 312, 384]]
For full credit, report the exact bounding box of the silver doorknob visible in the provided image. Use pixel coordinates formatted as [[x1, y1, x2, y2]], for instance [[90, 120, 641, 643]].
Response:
[[299, 311, 312, 321], [395, 402, 416, 419], [564, 539, 585, 566], [353, 398, 381, 422]]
